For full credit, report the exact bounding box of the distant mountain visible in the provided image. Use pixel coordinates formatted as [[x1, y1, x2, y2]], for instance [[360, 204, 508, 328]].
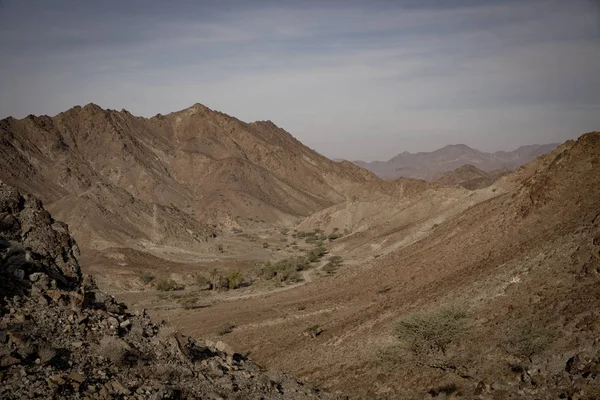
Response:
[[353, 143, 559, 180]]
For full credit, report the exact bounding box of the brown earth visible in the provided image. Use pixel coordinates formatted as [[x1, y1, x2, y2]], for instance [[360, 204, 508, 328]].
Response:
[[0, 103, 381, 252], [2, 102, 599, 399], [143, 132, 600, 399]]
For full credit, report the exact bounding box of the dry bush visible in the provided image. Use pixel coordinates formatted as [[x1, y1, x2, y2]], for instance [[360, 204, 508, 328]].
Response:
[[158, 325, 177, 340], [98, 336, 126, 365], [195, 274, 210, 289], [17, 341, 37, 359], [155, 278, 178, 292], [304, 324, 323, 338], [216, 323, 234, 336], [38, 345, 57, 365], [390, 305, 471, 370], [502, 323, 550, 361], [140, 273, 155, 285]]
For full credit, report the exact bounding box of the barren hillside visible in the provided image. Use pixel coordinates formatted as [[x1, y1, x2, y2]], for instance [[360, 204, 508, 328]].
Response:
[[0, 104, 380, 251], [159, 132, 600, 399]]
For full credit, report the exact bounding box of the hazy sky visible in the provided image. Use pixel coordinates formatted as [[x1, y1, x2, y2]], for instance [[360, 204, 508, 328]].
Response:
[[1, 0, 599, 161]]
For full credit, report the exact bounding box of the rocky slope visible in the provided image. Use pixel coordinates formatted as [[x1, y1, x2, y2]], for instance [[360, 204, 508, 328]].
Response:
[[434, 165, 510, 190], [0, 104, 380, 250], [0, 182, 337, 399], [168, 132, 600, 399], [354, 143, 558, 180]]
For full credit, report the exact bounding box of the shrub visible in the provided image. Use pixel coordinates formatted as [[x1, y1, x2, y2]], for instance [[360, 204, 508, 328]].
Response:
[[304, 324, 323, 338], [305, 236, 317, 244], [328, 256, 343, 266], [392, 305, 470, 367], [322, 262, 338, 275], [217, 323, 234, 336], [155, 278, 178, 291], [328, 233, 340, 241], [195, 274, 210, 289], [98, 336, 127, 365], [261, 256, 306, 283], [140, 273, 155, 285], [503, 323, 550, 361], [306, 246, 327, 263], [227, 270, 244, 289], [38, 345, 57, 365], [262, 242, 269, 249]]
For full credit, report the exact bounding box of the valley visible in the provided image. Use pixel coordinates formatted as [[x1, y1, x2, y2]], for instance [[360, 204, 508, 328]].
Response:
[[1, 103, 599, 399]]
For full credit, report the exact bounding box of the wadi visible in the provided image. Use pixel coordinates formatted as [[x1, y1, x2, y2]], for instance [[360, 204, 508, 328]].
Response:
[[1, 101, 599, 399]]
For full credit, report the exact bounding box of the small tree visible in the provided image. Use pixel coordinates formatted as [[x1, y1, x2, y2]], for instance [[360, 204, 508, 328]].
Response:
[[392, 305, 471, 370], [227, 270, 244, 289]]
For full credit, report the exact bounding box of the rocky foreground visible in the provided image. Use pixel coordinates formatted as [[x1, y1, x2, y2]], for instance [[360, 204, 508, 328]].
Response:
[[0, 182, 336, 400]]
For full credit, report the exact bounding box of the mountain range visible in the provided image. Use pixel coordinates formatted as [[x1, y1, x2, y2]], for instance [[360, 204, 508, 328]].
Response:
[[353, 143, 559, 180], [0, 103, 378, 251], [1, 101, 599, 399]]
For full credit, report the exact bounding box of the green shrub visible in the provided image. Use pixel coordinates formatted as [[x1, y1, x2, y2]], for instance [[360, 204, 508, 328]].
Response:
[[155, 278, 178, 292], [306, 246, 327, 263], [140, 273, 155, 285], [261, 257, 305, 283], [392, 305, 470, 366], [227, 270, 244, 289]]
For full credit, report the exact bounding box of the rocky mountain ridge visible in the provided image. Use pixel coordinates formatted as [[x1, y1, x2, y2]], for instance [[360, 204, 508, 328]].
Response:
[[0, 103, 380, 251]]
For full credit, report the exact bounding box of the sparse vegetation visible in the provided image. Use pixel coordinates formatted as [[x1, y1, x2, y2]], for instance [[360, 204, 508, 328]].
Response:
[[322, 262, 338, 275], [140, 273, 155, 285], [386, 305, 471, 371], [305, 324, 323, 338], [217, 323, 234, 336], [227, 270, 244, 289], [195, 274, 210, 289], [155, 278, 178, 291], [261, 257, 305, 283], [502, 323, 550, 361], [98, 336, 127, 365], [38, 345, 56, 365]]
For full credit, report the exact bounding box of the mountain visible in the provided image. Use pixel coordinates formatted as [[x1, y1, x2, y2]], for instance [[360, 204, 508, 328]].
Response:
[[172, 132, 600, 398], [434, 164, 510, 190], [353, 143, 559, 180], [0, 103, 379, 251]]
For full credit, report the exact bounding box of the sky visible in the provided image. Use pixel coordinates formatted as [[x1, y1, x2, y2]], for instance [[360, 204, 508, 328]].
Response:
[[0, 0, 599, 161]]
